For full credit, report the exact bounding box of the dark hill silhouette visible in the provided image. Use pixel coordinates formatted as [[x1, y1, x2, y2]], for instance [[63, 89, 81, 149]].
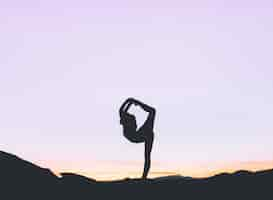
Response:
[[0, 151, 60, 199], [0, 151, 272, 200]]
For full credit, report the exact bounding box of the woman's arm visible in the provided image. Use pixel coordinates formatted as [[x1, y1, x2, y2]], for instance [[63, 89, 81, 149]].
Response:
[[119, 98, 133, 116], [131, 98, 156, 115], [132, 98, 156, 130]]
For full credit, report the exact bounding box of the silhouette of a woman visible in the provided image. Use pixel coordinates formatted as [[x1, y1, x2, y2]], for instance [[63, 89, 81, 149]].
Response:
[[119, 98, 156, 179]]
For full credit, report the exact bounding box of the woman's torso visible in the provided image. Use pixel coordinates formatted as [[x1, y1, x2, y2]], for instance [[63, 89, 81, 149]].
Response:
[[123, 124, 154, 143]]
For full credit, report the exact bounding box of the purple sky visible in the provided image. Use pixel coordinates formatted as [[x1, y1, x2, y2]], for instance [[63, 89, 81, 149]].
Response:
[[1, 0, 273, 179]]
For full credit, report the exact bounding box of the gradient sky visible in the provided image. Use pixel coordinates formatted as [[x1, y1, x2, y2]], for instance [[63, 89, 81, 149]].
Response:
[[1, 0, 273, 180]]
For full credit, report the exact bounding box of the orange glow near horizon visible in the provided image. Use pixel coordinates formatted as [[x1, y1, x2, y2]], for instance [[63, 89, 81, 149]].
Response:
[[41, 160, 273, 181]]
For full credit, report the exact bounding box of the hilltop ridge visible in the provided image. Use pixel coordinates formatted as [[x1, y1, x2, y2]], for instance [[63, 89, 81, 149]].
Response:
[[0, 151, 272, 200]]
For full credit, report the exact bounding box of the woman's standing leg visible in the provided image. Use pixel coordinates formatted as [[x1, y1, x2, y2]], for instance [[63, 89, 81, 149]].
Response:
[[142, 134, 154, 179]]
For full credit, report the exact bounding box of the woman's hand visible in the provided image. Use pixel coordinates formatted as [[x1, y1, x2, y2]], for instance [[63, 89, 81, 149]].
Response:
[[127, 97, 138, 105]]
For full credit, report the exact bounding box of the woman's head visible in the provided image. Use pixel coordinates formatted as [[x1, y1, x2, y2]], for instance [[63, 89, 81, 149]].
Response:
[[120, 113, 137, 131]]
